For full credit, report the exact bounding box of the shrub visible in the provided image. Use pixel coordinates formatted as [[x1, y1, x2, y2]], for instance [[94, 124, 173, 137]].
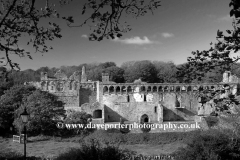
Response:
[[64, 110, 93, 136], [204, 116, 219, 127], [84, 129, 196, 145], [173, 129, 240, 160], [140, 123, 151, 133], [0, 150, 42, 160], [55, 139, 136, 160]]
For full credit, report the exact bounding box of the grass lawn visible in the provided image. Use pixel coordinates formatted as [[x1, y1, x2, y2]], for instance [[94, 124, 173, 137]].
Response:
[[0, 137, 186, 158]]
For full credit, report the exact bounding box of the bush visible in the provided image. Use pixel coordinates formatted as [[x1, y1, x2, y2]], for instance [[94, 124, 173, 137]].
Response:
[[204, 116, 219, 127], [64, 110, 93, 136], [173, 129, 240, 160], [55, 139, 135, 160], [140, 123, 151, 133], [0, 150, 42, 160], [84, 129, 196, 145]]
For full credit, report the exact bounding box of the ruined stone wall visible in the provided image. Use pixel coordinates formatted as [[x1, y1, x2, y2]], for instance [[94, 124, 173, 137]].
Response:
[[161, 92, 199, 121], [79, 82, 97, 106], [98, 83, 231, 123], [102, 94, 160, 122]]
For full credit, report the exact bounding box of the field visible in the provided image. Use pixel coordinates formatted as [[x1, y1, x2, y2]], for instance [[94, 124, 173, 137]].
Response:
[[0, 131, 190, 159]]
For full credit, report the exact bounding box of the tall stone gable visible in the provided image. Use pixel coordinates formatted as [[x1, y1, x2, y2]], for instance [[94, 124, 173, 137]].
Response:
[[81, 66, 87, 83]]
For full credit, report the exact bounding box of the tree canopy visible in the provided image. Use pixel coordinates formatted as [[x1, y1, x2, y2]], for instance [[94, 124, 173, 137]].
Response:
[[178, 0, 240, 82], [0, 0, 161, 72]]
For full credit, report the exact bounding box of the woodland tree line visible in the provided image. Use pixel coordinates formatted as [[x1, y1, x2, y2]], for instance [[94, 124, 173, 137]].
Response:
[[1, 60, 240, 87]]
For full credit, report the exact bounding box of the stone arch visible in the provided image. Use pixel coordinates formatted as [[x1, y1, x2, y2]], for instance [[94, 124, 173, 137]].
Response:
[[109, 86, 114, 94], [140, 114, 149, 123], [147, 86, 152, 92], [93, 110, 102, 118], [127, 86, 132, 93], [176, 86, 181, 92], [187, 86, 192, 92], [158, 86, 163, 92], [116, 86, 120, 94], [103, 86, 108, 94], [153, 86, 157, 92], [141, 86, 146, 92], [121, 86, 126, 94], [164, 86, 168, 92]]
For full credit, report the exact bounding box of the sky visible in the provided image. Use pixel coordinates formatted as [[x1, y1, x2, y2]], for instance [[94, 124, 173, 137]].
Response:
[[5, 0, 234, 70]]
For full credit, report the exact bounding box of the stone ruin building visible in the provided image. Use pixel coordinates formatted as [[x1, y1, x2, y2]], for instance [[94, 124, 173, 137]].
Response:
[[27, 67, 239, 127]]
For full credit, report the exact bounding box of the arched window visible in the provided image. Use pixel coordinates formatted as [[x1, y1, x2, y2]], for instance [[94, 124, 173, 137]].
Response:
[[141, 86, 146, 92], [147, 86, 152, 92], [127, 86, 132, 93], [154, 106, 157, 113], [116, 86, 120, 94], [158, 86, 163, 92], [109, 86, 114, 94], [141, 114, 149, 123], [153, 86, 157, 92], [103, 86, 108, 94]]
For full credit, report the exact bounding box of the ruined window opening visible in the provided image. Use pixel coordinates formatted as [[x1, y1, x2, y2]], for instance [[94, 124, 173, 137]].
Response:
[[74, 83, 78, 90], [158, 86, 163, 92], [109, 86, 114, 94], [144, 117, 149, 122], [153, 86, 157, 92], [103, 86, 108, 94], [127, 95, 130, 102], [141, 114, 149, 123], [93, 110, 102, 118], [121, 86, 126, 94], [144, 94, 146, 102], [147, 86, 151, 92], [141, 86, 146, 92], [127, 86, 132, 93], [116, 86, 120, 94], [51, 86, 54, 90], [69, 82, 72, 90], [154, 106, 157, 113]]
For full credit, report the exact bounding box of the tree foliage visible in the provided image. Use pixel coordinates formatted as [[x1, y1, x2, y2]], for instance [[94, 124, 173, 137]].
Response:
[[0, 85, 36, 135], [153, 61, 178, 83], [65, 0, 161, 41], [64, 110, 92, 135], [0, 0, 161, 73], [178, 0, 240, 82], [13, 89, 65, 136], [124, 60, 158, 83]]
